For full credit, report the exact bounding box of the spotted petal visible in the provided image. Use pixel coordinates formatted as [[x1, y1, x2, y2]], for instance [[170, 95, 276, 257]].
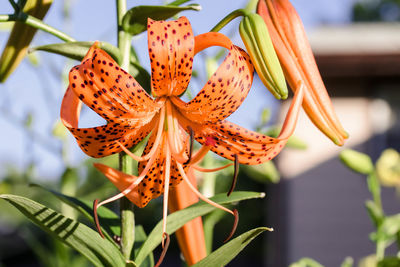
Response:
[[136, 132, 186, 207], [68, 42, 161, 126], [172, 32, 254, 124], [67, 117, 157, 158], [148, 16, 194, 97], [178, 83, 304, 165], [61, 42, 162, 157]]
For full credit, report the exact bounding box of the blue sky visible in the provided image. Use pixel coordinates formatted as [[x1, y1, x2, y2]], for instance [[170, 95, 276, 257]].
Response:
[[0, 0, 358, 179]]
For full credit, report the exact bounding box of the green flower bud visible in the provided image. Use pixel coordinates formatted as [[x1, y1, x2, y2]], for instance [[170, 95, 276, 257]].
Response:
[[376, 149, 400, 187], [239, 13, 288, 100], [340, 149, 374, 175], [0, 0, 53, 82]]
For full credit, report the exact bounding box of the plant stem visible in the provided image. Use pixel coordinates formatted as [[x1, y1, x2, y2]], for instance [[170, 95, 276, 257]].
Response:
[[0, 14, 75, 42], [210, 9, 247, 32], [116, 0, 135, 261]]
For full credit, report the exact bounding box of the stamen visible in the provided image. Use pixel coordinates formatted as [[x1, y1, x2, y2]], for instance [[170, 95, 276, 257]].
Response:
[[227, 155, 239, 197], [191, 163, 234, 172], [188, 145, 211, 166], [177, 163, 234, 215], [162, 146, 172, 242], [223, 209, 239, 243], [117, 107, 166, 162], [184, 126, 194, 164], [155, 233, 170, 267], [93, 199, 105, 239], [166, 101, 189, 163]]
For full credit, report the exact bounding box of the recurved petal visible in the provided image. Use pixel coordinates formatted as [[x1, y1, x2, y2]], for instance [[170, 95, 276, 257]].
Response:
[[257, 0, 347, 145], [148, 16, 194, 97], [69, 42, 161, 126], [67, 116, 157, 158], [172, 32, 254, 124], [94, 163, 143, 207], [177, 83, 304, 165]]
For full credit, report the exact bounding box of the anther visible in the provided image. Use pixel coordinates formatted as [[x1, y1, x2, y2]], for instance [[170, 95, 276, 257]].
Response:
[[155, 232, 170, 267], [184, 126, 194, 164], [93, 199, 105, 239], [227, 154, 239, 196], [223, 209, 239, 243]]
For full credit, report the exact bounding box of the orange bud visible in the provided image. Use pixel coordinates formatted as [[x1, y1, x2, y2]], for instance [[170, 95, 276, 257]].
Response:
[[168, 169, 207, 265], [257, 0, 348, 145]]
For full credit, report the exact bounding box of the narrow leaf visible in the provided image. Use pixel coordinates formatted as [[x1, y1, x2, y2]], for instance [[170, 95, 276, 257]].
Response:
[[30, 184, 120, 238], [135, 191, 264, 265], [122, 5, 201, 35], [133, 225, 154, 267], [30, 42, 151, 92], [365, 200, 384, 227], [193, 227, 270, 267], [203, 209, 226, 254], [378, 257, 400, 267], [30, 41, 121, 62], [0, 194, 125, 267], [0, 0, 53, 82]]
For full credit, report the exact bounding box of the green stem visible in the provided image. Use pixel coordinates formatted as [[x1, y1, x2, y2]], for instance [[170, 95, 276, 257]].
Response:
[[210, 9, 247, 32], [116, 0, 135, 261], [244, 0, 258, 13], [376, 240, 385, 261], [8, 0, 19, 12], [0, 13, 75, 42]]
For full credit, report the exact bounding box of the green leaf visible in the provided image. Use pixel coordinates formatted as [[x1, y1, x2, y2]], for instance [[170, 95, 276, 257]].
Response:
[[30, 184, 120, 239], [378, 214, 400, 242], [193, 227, 270, 267], [203, 209, 226, 254], [30, 41, 121, 63], [0, 194, 125, 267], [30, 41, 151, 93], [365, 200, 384, 227], [122, 4, 201, 36], [378, 257, 400, 267], [135, 191, 265, 265], [133, 225, 154, 267]]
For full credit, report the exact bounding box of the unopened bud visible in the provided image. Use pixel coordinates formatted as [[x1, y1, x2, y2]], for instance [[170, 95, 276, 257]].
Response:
[[239, 13, 288, 100], [340, 149, 374, 175]]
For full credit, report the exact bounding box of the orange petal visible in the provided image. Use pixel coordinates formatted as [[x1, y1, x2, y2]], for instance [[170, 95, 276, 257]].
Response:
[[257, 0, 348, 145], [94, 163, 143, 207], [168, 169, 206, 265], [68, 45, 161, 125], [136, 132, 187, 207], [66, 116, 157, 158], [177, 84, 304, 165], [172, 33, 254, 124], [148, 16, 194, 97]]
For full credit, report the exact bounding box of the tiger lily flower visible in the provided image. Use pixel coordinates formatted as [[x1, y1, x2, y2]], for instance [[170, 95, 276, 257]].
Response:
[[60, 16, 304, 263], [257, 0, 348, 145]]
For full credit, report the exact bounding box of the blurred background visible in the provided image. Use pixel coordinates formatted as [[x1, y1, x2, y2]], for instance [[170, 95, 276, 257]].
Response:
[[0, 0, 399, 266]]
